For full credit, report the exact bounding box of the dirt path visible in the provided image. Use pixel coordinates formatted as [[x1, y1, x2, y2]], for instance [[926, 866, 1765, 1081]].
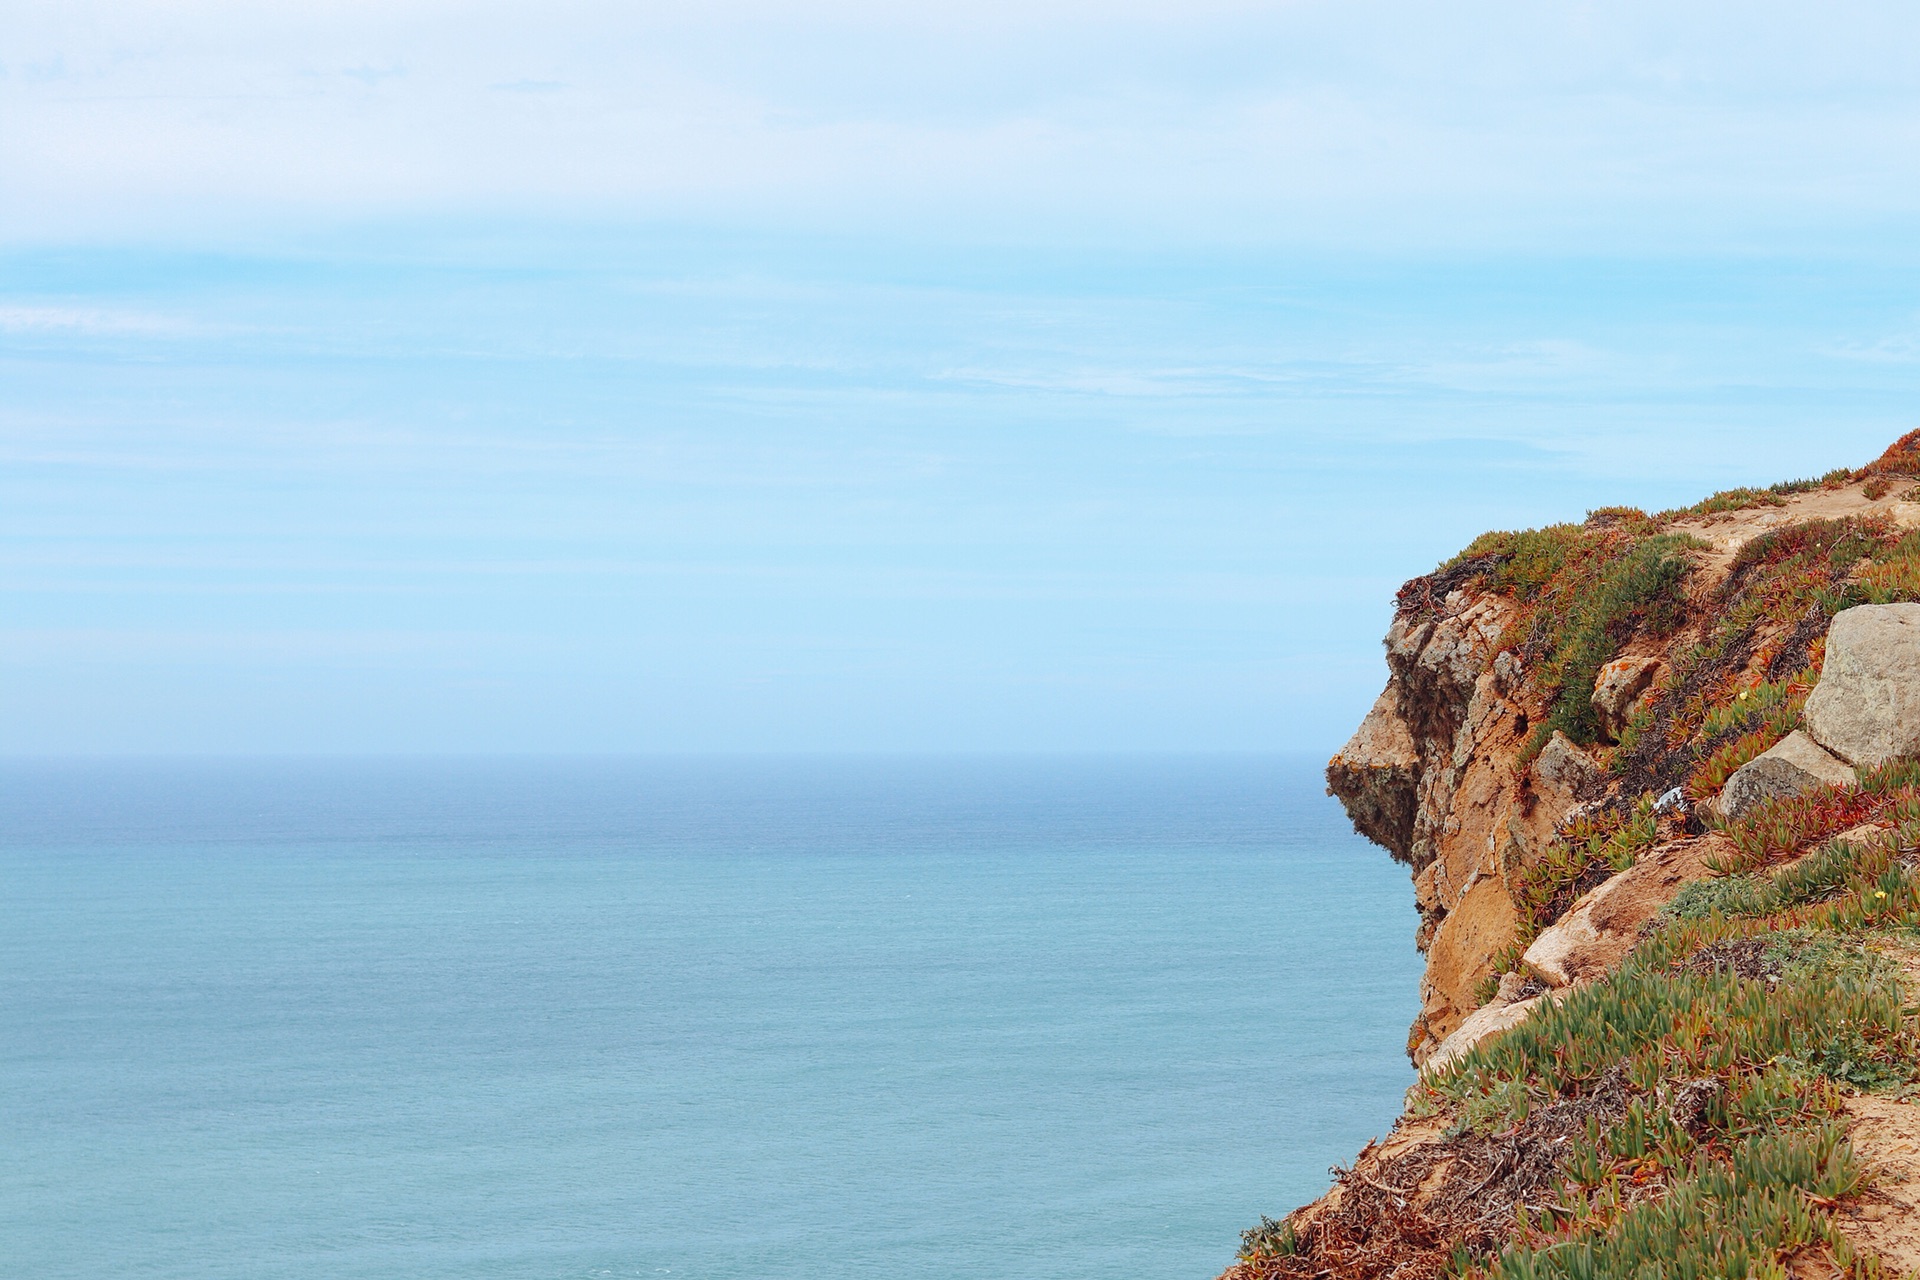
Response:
[[1666, 481, 1920, 586], [1838, 1093, 1920, 1274]]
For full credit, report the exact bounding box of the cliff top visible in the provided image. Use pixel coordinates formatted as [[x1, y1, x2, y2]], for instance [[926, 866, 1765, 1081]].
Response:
[[1229, 432, 1920, 1280]]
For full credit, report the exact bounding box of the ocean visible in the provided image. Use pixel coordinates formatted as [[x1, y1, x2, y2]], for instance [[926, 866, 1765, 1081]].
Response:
[[0, 755, 1422, 1279]]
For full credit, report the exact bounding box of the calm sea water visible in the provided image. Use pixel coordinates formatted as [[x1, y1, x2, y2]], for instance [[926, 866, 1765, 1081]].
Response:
[[0, 756, 1421, 1279]]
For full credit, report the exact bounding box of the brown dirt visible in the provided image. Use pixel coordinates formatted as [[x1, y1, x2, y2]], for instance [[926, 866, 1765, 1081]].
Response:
[[1669, 481, 1920, 585], [1680, 936, 1782, 983], [1838, 1093, 1920, 1276], [1834, 938, 1920, 1277]]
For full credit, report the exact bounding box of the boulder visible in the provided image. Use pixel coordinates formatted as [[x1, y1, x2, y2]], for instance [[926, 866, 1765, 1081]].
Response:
[[1592, 656, 1662, 741], [1533, 730, 1607, 813], [1804, 604, 1920, 768], [1717, 730, 1856, 820], [1421, 996, 1543, 1077], [1522, 836, 1727, 986]]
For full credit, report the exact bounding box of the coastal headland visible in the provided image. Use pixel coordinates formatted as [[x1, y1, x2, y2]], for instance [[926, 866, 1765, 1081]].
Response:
[[1229, 432, 1920, 1279]]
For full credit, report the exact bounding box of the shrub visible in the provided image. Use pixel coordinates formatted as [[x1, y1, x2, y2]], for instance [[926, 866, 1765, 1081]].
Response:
[[1484, 1126, 1862, 1280], [1521, 535, 1699, 753], [1653, 487, 1786, 521], [1661, 874, 1776, 922]]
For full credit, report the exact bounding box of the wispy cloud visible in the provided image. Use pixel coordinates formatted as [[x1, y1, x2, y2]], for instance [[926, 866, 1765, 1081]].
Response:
[[0, 303, 196, 335], [5, 1, 1920, 248], [1826, 330, 1920, 365]]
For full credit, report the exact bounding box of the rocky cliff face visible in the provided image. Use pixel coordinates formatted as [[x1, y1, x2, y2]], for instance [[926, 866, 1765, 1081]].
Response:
[[1219, 434, 1920, 1280], [1329, 595, 1543, 1062], [1328, 441, 1920, 1064]]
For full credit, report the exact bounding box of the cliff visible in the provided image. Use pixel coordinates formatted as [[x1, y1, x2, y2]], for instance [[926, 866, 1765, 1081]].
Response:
[[1227, 433, 1920, 1280]]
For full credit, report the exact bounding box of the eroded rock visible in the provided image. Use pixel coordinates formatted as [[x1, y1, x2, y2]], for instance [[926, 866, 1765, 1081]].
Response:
[[1410, 872, 1521, 1063], [1326, 688, 1420, 862], [1522, 837, 1727, 987], [1533, 731, 1607, 814], [1804, 603, 1920, 768], [1717, 730, 1856, 820]]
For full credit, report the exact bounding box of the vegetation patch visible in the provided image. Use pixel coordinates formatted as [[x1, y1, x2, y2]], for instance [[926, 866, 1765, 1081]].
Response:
[[1610, 514, 1892, 800], [1516, 802, 1657, 933], [1235, 769, 1920, 1279], [1418, 525, 1700, 760], [1708, 766, 1920, 873]]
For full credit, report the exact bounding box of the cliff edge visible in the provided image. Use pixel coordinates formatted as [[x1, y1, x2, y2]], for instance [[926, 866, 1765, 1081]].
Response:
[[1228, 433, 1920, 1280]]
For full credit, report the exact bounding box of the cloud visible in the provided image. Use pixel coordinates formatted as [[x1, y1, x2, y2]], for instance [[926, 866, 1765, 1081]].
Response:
[[1826, 327, 1920, 365], [4, 1, 1920, 248], [0, 304, 196, 335]]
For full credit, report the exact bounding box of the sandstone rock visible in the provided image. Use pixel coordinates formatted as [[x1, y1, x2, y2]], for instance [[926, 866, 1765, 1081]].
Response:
[[1385, 614, 1435, 667], [1804, 603, 1920, 768], [1522, 904, 1605, 989], [1408, 873, 1518, 1064], [1522, 836, 1728, 986], [1591, 656, 1662, 742], [1416, 613, 1487, 696], [1335, 591, 1539, 1061], [1717, 730, 1856, 820], [1384, 599, 1507, 747], [1837, 1095, 1920, 1276], [1421, 996, 1542, 1077], [1327, 689, 1420, 862]]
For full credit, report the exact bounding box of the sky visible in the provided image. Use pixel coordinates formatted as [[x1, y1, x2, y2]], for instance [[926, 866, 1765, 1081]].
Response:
[[6, 2, 1920, 754]]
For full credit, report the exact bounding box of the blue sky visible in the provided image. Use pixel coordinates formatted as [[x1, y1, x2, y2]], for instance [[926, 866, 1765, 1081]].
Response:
[[6, 3, 1920, 753]]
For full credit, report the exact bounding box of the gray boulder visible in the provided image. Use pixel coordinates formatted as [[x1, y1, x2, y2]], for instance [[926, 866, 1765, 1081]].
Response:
[[1718, 730, 1856, 820], [1534, 730, 1607, 810], [1804, 604, 1920, 768], [1591, 656, 1662, 741]]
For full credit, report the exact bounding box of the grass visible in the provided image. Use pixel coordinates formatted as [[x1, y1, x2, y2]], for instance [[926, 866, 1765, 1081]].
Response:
[[1654, 486, 1786, 520], [1661, 872, 1777, 921], [1707, 764, 1920, 873], [1663, 834, 1903, 923], [1485, 1125, 1863, 1280], [1415, 801, 1920, 1280], [1435, 903, 1916, 1277], [1861, 530, 1920, 604]]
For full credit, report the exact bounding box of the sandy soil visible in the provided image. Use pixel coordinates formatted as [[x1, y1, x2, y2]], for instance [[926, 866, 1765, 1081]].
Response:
[[1839, 1093, 1920, 1275], [1668, 481, 1920, 584]]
